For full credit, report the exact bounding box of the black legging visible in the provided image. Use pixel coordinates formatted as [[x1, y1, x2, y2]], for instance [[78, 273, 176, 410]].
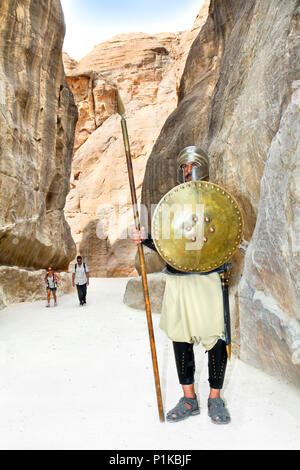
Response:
[[173, 339, 228, 390]]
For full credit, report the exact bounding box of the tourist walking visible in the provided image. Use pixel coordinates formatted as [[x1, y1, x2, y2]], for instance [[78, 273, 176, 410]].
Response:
[[45, 267, 60, 307], [72, 255, 89, 306]]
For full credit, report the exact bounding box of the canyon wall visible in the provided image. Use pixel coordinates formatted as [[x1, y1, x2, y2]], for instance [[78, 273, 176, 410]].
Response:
[[63, 1, 210, 276], [0, 0, 77, 306], [140, 0, 300, 385]]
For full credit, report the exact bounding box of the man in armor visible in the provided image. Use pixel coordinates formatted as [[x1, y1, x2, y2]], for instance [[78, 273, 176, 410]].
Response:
[[133, 146, 231, 424]]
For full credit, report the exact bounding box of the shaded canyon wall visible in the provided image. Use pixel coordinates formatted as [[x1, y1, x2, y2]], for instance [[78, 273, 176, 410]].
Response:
[[0, 0, 77, 306]]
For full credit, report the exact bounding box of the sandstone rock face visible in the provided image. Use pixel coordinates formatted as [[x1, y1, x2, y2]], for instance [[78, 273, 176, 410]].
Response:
[[0, 0, 77, 272], [134, 245, 165, 276], [238, 84, 300, 385], [63, 1, 210, 277], [64, 66, 117, 152], [62, 52, 77, 74], [0, 267, 72, 309], [0, 0, 77, 306], [141, 0, 300, 385], [123, 273, 166, 314]]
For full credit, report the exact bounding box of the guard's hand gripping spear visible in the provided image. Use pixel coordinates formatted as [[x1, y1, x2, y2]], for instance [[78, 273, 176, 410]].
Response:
[[117, 91, 165, 422]]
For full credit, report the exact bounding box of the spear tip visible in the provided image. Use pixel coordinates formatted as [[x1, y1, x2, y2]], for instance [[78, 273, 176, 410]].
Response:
[[116, 90, 125, 116]]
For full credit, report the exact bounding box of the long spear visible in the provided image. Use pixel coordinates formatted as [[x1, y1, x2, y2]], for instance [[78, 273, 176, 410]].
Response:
[[117, 91, 164, 422]]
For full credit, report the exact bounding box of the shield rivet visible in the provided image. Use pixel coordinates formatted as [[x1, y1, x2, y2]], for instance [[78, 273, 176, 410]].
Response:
[[205, 216, 210, 223], [209, 226, 215, 233], [203, 237, 208, 243]]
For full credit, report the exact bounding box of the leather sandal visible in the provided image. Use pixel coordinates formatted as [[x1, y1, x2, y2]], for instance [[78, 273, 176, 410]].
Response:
[[207, 397, 231, 424], [166, 395, 200, 423]]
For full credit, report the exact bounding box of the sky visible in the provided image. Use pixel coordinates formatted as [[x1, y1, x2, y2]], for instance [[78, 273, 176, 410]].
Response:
[[61, 0, 204, 60]]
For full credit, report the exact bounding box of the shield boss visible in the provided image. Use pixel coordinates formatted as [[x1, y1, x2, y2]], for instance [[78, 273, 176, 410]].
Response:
[[151, 181, 244, 273]]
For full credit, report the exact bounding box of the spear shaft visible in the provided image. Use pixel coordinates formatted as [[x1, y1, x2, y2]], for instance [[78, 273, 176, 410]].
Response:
[[118, 94, 164, 422]]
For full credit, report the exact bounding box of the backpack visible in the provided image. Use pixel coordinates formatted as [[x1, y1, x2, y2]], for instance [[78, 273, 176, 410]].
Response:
[[75, 263, 86, 273], [46, 273, 58, 289]]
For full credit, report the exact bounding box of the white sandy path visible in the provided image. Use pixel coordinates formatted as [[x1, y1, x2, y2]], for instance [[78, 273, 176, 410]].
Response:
[[0, 277, 299, 450]]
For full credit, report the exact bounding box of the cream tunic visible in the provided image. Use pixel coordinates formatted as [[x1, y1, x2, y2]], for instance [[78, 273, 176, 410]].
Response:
[[159, 272, 225, 351]]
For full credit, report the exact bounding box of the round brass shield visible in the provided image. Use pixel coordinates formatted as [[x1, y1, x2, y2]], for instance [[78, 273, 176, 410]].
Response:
[[151, 181, 244, 273]]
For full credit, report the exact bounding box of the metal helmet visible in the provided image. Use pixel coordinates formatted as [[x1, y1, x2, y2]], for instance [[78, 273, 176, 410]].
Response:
[[177, 146, 209, 183]]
